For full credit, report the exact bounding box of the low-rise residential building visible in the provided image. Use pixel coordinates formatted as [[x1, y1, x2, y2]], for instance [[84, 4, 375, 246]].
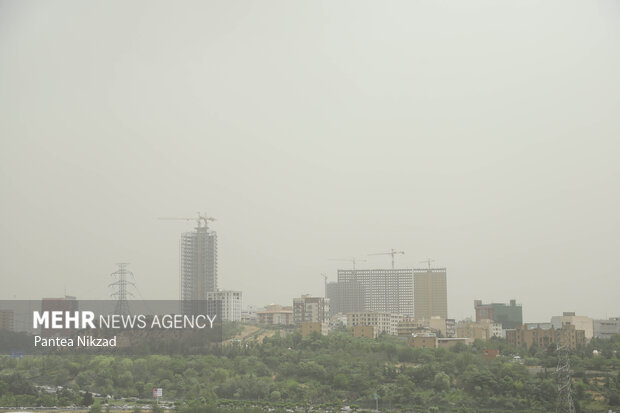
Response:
[[457, 321, 490, 340], [551, 312, 594, 340], [409, 333, 437, 348], [206, 290, 242, 322], [397, 317, 420, 337], [350, 324, 375, 338], [480, 319, 504, 338], [593, 317, 620, 339], [329, 313, 348, 330], [445, 318, 456, 338], [347, 311, 403, 336], [456, 319, 503, 340], [506, 323, 586, 350], [257, 304, 294, 325], [398, 316, 450, 337], [293, 295, 329, 325], [301, 321, 328, 338]]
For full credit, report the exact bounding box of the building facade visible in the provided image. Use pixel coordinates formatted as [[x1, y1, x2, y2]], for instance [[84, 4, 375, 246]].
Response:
[[457, 321, 492, 341], [257, 305, 294, 325], [409, 333, 438, 348], [347, 311, 403, 336], [293, 295, 329, 324], [593, 317, 620, 339], [206, 290, 242, 322], [474, 299, 522, 330], [414, 268, 447, 320], [506, 323, 586, 350], [301, 321, 328, 338], [350, 324, 375, 338], [338, 269, 414, 316], [551, 312, 594, 339], [326, 281, 365, 317]]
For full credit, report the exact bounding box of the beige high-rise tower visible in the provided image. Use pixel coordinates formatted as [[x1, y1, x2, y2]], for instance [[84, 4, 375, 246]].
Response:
[[414, 268, 447, 320]]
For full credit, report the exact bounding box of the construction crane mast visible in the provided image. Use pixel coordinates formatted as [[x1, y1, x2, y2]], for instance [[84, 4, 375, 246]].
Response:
[[420, 258, 435, 269], [320, 273, 328, 297], [328, 257, 366, 270], [368, 248, 405, 269]]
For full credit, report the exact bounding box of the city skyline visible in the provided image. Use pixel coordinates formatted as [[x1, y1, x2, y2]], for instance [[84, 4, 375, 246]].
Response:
[[0, 208, 618, 323], [1, 1, 619, 324]]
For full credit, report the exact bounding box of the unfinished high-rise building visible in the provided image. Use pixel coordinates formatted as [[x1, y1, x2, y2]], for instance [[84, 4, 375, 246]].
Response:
[[414, 267, 448, 320], [179, 220, 218, 308], [337, 269, 414, 317]]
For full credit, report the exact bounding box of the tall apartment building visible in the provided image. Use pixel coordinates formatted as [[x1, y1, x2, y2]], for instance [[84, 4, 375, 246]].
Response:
[[347, 311, 403, 336], [593, 317, 620, 339], [413, 268, 447, 320], [206, 290, 242, 322], [474, 299, 522, 330], [326, 281, 365, 317], [180, 224, 217, 312], [551, 312, 593, 339], [293, 295, 329, 324], [338, 269, 413, 317]]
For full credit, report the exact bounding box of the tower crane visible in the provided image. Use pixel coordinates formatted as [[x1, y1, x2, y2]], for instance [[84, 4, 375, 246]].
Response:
[[328, 257, 366, 270], [159, 212, 216, 229], [320, 273, 327, 297], [420, 258, 435, 269], [367, 248, 405, 269]]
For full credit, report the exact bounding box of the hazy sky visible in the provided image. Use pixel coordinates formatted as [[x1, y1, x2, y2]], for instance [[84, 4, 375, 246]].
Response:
[[1, 1, 619, 323]]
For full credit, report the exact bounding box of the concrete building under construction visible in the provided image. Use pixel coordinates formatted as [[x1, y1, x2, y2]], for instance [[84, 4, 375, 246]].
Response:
[[338, 269, 414, 317], [414, 267, 448, 320], [326, 280, 365, 317], [179, 219, 218, 306]]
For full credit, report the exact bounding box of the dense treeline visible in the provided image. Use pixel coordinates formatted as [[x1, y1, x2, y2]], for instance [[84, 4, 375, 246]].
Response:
[[0, 328, 619, 412]]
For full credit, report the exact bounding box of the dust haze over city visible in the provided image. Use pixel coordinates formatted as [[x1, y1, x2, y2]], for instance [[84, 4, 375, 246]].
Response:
[[0, 1, 619, 324]]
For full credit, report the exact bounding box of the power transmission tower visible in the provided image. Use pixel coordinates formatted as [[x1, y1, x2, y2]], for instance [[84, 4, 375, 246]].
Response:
[[556, 345, 576, 413], [110, 263, 135, 315]]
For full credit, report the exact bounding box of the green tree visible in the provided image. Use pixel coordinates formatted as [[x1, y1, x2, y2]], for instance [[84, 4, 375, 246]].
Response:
[[90, 399, 102, 413], [433, 372, 450, 392], [82, 391, 94, 406]]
